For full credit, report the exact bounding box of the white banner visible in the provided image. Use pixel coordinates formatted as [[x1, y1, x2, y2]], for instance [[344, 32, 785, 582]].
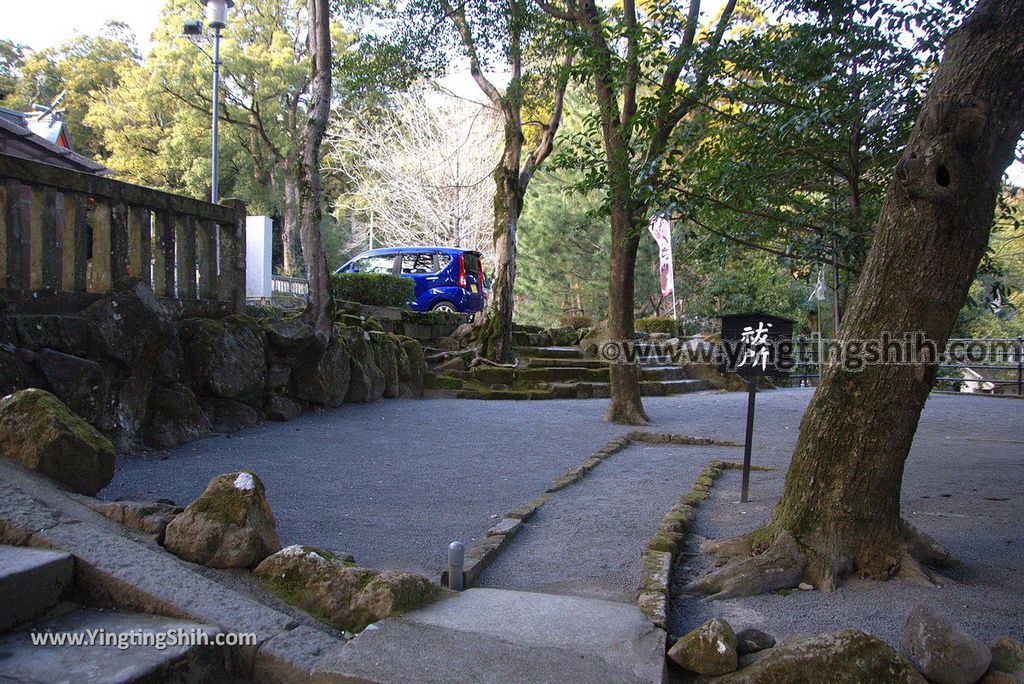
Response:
[[648, 216, 675, 298]]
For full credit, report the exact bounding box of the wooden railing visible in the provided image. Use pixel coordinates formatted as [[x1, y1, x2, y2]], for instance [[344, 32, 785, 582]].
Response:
[[0, 153, 245, 316]]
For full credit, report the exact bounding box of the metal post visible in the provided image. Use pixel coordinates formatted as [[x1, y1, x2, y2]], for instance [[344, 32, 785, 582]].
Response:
[[447, 541, 464, 591], [741, 375, 757, 503], [1017, 337, 1023, 396], [211, 27, 222, 204], [832, 238, 841, 332]]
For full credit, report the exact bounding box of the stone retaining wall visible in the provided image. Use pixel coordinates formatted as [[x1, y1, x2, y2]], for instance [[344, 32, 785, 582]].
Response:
[[0, 277, 427, 453]]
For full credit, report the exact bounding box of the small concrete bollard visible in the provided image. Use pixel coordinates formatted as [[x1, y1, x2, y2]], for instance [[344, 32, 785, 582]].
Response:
[[447, 541, 465, 591]]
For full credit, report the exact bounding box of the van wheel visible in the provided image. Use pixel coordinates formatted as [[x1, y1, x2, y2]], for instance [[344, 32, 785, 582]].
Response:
[[431, 301, 457, 313]]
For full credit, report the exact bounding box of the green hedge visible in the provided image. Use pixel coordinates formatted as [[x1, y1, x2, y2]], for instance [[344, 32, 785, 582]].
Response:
[[558, 315, 594, 330], [636, 316, 678, 335], [331, 273, 414, 308]]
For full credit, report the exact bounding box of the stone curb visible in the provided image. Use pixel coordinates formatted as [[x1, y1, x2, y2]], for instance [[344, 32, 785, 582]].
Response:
[[442, 435, 631, 588], [627, 430, 744, 448], [637, 459, 737, 627]]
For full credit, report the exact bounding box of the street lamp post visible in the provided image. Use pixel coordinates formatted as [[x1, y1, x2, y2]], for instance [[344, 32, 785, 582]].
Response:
[[185, 0, 233, 205]]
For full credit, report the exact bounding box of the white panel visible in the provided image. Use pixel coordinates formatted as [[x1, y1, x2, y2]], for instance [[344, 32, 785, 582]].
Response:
[[245, 216, 273, 298]]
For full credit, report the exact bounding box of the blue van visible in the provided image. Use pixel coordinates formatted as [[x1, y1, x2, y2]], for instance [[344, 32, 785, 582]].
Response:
[[336, 247, 486, 314]]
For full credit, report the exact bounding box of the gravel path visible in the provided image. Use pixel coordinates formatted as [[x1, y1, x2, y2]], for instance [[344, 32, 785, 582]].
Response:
[[476, 444, 738, 602], [102, 386, 1023, 632], [670, 439, 1024, 648]]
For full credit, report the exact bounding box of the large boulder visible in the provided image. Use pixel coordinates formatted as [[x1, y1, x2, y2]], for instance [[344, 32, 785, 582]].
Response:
[[396, 336, 426, 398], [163, 471, 281, 569], [720, 630, 924, 683], [254, 545, 443, 633], [263, 318, 315, 360], [1, 314, 97, 357], [368, 332, 401, 399], [143, 383, 210, 449], [668, 617, 739, 676], [0, 389, 115, 495], [83, 278, 174, 365], [201, 397, 261, 433], [0, 344, 40, 396], [178, 315, 267, 406], [339, 327, 385, 403], [289, 335, 350, 407], [33, 348, 109, 430], [990, 637, 1024, 682], [264, 394, 302, 422], [82, 278, 176, 449], [900, 604, 991, 684]]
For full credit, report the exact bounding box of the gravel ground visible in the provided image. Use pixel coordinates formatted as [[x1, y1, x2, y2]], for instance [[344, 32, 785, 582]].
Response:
[[476, 444, 738, 602], [670, 419, 1024, 648], [103, 386, 1022, 629]]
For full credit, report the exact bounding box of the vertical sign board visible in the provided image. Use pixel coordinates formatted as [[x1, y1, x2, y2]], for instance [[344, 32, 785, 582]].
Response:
[[719, 312, 795, 502]]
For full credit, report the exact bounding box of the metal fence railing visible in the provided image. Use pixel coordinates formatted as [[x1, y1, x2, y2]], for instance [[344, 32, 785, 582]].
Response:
[[784, 335, 1024, 396]]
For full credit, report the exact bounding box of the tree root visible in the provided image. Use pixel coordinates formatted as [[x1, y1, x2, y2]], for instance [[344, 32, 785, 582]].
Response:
[[685, 519, 960, 599], [899, 518, 959, 569], [684, 531, 805, 600]]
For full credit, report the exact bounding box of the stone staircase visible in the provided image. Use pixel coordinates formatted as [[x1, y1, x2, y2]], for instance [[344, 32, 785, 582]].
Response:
[[0, 545, 227, 682], [434, 328, 711, 400]]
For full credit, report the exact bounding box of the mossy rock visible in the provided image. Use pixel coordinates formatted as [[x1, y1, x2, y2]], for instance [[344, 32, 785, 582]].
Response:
[[668, 618, 738, 676], [426, 373, 463, 390], [719, 630, 925, 683], [290, 334, 350, 407], [369, 332, 402, 399], [163, 471, 281, 569], [144, 382, 210, 449], [0, 388, 115, 495], [179, 315, 267, 405], [396, 336, 427, 397], [254, 546, 444, 633], [338, 326, 386, 403]]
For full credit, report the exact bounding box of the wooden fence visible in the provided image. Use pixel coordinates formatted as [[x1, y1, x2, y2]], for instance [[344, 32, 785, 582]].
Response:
[[0, 153, 245, 316]]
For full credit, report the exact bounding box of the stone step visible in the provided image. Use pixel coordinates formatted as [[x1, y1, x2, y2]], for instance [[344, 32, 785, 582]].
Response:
[[525, 357, 610, 369], [639, 365, 689, 382], [516, 367, 610, 383], [0, 545, 73, 632], [512, 323, 546, 334], [0, 607, 227, 682], [517, 346, 583, 360], [511, 331, 553, 347], [311, 589, 665, 684], [639, 379, 711, 396]]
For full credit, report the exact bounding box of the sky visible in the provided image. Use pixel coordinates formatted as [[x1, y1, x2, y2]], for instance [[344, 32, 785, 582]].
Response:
[[2, 0, 1022, 183]]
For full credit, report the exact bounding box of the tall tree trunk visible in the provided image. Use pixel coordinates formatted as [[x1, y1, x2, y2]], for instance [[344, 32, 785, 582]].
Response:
[[298, 0, 333, 347], [606, 200, 649, 424], [282, 157, 301, 276], [689, 0, 1024, 598], [479, 119, 524, 362]]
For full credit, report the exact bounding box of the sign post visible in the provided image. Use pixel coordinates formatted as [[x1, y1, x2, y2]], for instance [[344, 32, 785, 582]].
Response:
[[719, 312, 795, 503]]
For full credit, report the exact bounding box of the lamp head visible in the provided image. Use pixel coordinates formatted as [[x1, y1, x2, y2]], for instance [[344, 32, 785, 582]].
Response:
[[202, 0, 234, 30]]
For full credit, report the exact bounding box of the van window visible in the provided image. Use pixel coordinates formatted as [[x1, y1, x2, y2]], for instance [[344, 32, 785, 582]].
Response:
[[401, 253, 436, 274], [352, 255, 395, 274], [463, 253, 482, 275], [437, 253, 453, 270]]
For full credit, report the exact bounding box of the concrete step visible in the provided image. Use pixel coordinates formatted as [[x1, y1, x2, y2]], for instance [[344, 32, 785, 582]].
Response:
[[517, 346, 583, 360], [0, 545, 73, 632], [512, 323, 546, 334], [311, 588, 665, 684], [512, 331, 553, 347], [525, 357, 609, 369], [0, 607, 227, 682]]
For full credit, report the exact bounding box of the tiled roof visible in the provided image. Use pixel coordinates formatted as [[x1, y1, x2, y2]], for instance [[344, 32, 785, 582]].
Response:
[[0, 110, 110, 175]]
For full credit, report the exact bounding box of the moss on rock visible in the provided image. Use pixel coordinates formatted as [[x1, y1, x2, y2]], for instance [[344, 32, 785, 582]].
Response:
[[0, 388, 115, 495]]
